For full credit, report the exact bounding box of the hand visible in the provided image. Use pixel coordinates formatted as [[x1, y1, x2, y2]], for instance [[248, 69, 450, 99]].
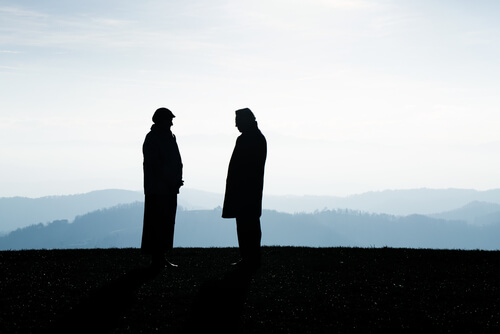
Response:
[[176, 180, 184, 194]]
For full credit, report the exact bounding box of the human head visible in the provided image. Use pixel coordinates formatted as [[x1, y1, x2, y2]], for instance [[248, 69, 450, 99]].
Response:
[[152, 107, 175, 125], [235, 108, 256, 133]]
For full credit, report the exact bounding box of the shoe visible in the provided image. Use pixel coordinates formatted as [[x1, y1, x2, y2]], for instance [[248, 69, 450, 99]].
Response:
[[230, 259, 243, 267], [150, 253, 178, 268], [165, 259, 178, 268]]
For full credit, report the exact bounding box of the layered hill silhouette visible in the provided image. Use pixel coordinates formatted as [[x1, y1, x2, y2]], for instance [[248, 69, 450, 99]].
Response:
[[1, 201, 500, 250], [0, 189, 144, 233], [264, 188, 500, 215], [429, 201, 500, 224], [3, 188, 500, 234]]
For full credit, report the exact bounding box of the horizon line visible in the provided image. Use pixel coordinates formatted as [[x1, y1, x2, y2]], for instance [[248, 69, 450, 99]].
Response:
[[2, 186, 500, 200]]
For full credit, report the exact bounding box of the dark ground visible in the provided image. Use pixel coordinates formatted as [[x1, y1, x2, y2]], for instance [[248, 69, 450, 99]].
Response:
[[1, 247, 499, 333]]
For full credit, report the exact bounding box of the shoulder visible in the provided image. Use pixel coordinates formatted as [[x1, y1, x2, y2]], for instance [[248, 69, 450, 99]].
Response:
[[144, 130, 154, 142], [253, 129, 266, 145], [144, 129, 158, 142], [256, 126, 266, 140]]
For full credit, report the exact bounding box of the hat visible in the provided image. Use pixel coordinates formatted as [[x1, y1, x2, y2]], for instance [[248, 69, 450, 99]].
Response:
[[152, 107, 175, 124], [235, 108, 256, 121]]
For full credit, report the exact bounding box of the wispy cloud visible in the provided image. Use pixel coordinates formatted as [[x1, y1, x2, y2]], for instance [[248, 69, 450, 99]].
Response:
[[0, 4, 214, 53], [463, 30, 495, 45], [0, 6, 48, 19], [0, 65, 22, 69], [315, 0, 374, 10]]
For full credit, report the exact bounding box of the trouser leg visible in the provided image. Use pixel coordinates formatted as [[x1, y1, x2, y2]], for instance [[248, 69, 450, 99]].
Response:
[[236, 217, 262, 267], [164, 195, 177, 252], [142, 194, 177, 263]]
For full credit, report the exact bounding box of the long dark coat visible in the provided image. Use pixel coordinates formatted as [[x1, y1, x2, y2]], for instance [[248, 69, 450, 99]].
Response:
[[141, 124, 182, 254], [222, 126, 267, 218], [142, 124, 183, 195]]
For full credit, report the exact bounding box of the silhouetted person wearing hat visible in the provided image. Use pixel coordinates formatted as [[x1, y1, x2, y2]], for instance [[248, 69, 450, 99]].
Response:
[[141, 107, 183, 269], [223, 108, 267, 272]]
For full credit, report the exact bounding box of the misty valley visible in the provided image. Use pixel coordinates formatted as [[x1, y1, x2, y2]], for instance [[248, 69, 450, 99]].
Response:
[[1, 191, 500, 250]]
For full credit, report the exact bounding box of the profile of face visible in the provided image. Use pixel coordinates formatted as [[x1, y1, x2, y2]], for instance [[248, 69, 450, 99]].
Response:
[[235, 115, 252, 133], [159, 117, 173, 129], [235, 115, 243, 132]]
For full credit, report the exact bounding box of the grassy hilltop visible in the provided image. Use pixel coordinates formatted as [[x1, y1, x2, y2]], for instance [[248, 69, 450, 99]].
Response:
[[1, 247, 499, 333]]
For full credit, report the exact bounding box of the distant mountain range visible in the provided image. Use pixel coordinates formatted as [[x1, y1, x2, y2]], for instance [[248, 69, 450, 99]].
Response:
[[0, 189, 144, 233], [1, 202, 499, 251], [2, 188, 500, 237], [264, 188, 500, 215], [429, 201, 500, 225]]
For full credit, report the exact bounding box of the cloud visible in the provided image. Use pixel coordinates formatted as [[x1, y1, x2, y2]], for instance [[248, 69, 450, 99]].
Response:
[[0, 6, 48, 19], [315, 0, 374, 10], [0, 4, 222, 56], [0, 65, 24, 70], [463, 30, 495, 45]]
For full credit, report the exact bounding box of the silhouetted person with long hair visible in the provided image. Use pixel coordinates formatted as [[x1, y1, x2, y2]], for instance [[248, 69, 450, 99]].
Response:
[[141, 107, 183, 269], [223, 108, 267, 273]]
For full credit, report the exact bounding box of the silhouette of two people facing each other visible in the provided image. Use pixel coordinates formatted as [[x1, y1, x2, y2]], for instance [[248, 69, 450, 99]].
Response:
[[140, 107, 267, 274]]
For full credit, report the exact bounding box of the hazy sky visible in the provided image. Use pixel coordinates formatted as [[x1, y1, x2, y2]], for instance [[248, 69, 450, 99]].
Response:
[[1, 0, 500, 198]]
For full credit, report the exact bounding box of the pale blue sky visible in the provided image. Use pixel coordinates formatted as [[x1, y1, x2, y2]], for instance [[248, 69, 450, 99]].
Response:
[[1, 0, 500, 197]]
